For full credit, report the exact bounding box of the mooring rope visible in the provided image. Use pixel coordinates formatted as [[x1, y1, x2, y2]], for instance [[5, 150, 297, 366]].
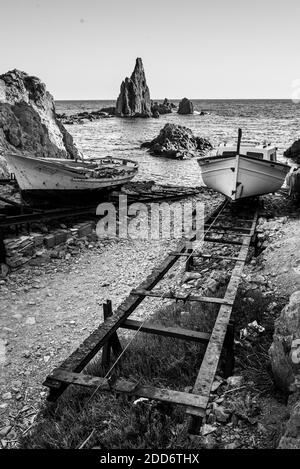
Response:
[[85, 198, 230, 405]]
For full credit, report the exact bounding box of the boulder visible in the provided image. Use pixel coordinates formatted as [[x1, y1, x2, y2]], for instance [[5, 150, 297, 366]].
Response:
[[278, 391, 300, 449], [0, 69, 79, 177], [269, 291, 300, 393], [99, 106, 116, 116], [178, 97, 194, 115], [141, 123, 212, 159], [116, 58, 151, 117], [284, 139, 300, 165]]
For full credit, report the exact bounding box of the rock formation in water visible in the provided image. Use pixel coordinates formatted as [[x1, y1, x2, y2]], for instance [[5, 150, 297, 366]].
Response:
[[57, 109, 114, 125], [178, 97, 194, 115], [141, 123, 212, 159], [116, 58, 152, 118], [284, 139, 300, 165], [0, 69, 79, 177]]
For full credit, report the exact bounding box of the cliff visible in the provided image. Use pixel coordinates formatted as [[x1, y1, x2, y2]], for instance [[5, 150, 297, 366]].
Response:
[[0, 69, 79, 177]]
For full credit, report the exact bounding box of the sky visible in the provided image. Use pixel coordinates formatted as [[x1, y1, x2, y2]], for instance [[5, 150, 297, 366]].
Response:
[[0, 0, 299, 100]]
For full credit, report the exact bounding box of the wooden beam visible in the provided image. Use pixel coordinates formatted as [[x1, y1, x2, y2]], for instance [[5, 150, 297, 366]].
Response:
[[203, 236, 244, 246], [130, 289, 234, 306], [120, 319, 210, 343], [45, 370, 207, 413], [204, 224, 252, 233]]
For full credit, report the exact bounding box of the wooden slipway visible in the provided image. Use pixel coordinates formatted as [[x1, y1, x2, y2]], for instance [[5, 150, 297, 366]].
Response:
[[44, 198, 259, 432]]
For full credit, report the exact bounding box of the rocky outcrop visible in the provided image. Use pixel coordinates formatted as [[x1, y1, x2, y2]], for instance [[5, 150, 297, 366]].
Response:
[[269, 291, 300, 393], [278, 391, 300, 449], [141, 123, 212, 159], [284, 140, 300, 165], [57, 108, 113, 125], [0, 69, 79, 177], [178, 97, 194, 115], [116, 58, 152, 117], [151, 98, 175, 117]]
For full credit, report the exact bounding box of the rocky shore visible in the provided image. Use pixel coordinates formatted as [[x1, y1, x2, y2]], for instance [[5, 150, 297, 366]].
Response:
[[0, 69, 79, 177]]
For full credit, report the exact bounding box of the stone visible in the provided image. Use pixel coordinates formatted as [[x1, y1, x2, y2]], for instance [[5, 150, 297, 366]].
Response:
[[178, 97, 194, 115], [225, 441, 241, 449], [226, 376, 243, 388], [202, 434, 218, 449], [278, 392, 300, 449], [25, 316, 36, 325], [0, 69, 79, 177], [141, 123, 212, 159], [2, 392, 12, 400], [0, 426, 12, 437], [201, 424, 217, 436], [213, 404, 230, 423], [116, 58, 152, 118], [284, 139, 300, 164], [269, 291, 300, 393]]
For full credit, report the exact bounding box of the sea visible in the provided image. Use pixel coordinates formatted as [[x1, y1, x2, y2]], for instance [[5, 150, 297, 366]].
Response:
[[55, 99, 300, 187]]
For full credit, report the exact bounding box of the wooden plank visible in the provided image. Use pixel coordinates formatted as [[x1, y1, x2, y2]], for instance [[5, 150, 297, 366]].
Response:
[[203, 236, 244, 246], [120, 319, 210, 343], [205, 230, 252, 237], [204, 224, 252, 233], [44, 200, 229, 400], [169, 252, 246, 262], [45, 370, 207, 412], [186, 211, 258, 417], [130, 289, 234, 306]]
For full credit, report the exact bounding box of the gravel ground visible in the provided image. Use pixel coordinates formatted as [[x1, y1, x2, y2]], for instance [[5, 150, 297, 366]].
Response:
[[0, 193, 224, 447]]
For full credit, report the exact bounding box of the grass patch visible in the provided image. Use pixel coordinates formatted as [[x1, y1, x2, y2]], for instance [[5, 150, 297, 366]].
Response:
[[20, 298, 221, 449]]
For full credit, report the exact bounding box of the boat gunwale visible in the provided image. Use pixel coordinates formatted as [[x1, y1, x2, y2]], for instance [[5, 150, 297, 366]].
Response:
[[4, 152, 139, 170], [197, 153, 290, 169]]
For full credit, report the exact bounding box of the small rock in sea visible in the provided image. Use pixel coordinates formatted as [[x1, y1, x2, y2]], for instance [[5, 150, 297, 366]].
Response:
[[178, 97, 194, 115], [2, 392, 12, 400], [141, 123, 212, 159]]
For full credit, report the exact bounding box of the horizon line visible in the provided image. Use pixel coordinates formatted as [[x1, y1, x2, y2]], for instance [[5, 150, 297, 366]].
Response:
[[54, 97, 295, 102]]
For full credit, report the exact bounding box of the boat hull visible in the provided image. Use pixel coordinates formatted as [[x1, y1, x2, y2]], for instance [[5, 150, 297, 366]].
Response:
[[4, 153, 138, 205], [197, 154, 290, 200]]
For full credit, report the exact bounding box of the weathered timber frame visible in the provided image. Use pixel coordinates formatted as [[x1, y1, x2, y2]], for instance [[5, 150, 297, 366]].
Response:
[[43, 199, 258, 433]]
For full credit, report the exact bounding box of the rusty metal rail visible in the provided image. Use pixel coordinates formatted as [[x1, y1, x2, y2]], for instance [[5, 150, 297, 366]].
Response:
[[43, 198, 259, 433]]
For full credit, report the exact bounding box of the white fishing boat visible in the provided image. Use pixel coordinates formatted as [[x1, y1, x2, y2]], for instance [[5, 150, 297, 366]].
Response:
[[4, 152, 138, 205], [197, 129, 290, 200]]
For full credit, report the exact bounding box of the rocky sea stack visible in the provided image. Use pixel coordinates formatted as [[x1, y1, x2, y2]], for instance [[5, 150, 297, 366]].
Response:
[[116, 58, 152, 118], [0, 69, 78, 177], [178, 97, 194, 115], [141, 123, 212, 159]]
